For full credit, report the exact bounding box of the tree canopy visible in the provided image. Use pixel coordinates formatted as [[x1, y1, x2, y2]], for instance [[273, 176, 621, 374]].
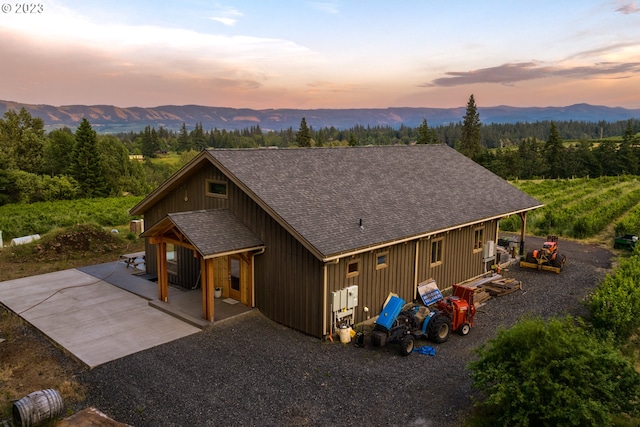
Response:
[[1, 106, 640, 206]]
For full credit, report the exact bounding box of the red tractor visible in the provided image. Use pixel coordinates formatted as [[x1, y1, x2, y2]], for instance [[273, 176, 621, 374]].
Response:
[[520, 235, 566, 273], [434, 284, 476, 336]]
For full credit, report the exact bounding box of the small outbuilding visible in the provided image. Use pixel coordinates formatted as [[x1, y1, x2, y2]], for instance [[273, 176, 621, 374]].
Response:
[[130, 145, 541, 338]]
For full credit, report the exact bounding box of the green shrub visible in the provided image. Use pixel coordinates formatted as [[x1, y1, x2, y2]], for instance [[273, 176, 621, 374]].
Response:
[[498, 215, 520, 232], [468, 316, 640, 427], [8, 170, 79, 203], [587, 247, 640, 342]]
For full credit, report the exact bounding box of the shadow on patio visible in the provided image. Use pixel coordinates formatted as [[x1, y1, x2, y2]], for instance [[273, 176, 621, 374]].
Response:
[[78, 260, 254, 329]]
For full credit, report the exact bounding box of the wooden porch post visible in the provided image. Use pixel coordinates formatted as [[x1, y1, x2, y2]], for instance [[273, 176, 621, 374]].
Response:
[[157, 241, 168, 302], [201, 257, 215, 322], [518, 212, 527, 259]]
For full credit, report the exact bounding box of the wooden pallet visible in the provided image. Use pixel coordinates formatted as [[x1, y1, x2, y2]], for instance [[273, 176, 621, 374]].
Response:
[[479, 277, 522, 297]]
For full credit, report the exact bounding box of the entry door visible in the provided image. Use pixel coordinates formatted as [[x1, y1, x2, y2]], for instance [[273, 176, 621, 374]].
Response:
[[229, 256, 241, 300]]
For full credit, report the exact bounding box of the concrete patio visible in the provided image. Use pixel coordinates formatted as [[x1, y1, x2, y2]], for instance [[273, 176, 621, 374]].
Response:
[[0, 259, 254, 368]]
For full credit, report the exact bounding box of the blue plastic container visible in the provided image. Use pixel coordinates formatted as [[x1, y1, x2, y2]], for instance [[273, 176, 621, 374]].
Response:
[[375, 296, 406, 331]]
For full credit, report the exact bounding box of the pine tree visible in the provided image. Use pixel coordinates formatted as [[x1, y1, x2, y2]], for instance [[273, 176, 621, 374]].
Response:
[[177, 122, 191, 153], [618, 120, 638, 175], [71, 118, 108, 197], [316, 128, 324, 147], [416, 118, 438, 144], [295, 117, 311, 147], [348, 133, 358, 146], [191, 122, 207, 150], [544, 122, 566, 178], [141, 125, 160, 158], [459, 94, 483, 159]]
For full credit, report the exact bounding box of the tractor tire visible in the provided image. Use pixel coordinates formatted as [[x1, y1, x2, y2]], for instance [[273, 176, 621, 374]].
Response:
[[553, 254, 566, 269], [458, 323, 471, 336], [399, 335, 415, 356], [428, 315, 451, 343], [525, 251, 536, 263]]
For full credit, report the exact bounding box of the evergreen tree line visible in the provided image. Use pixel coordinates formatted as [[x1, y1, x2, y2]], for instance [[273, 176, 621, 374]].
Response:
[[117, 116, 639, 156], [476, 120, 640, 179], [0, 109, 151, 205], [1, 104, 639, 205]]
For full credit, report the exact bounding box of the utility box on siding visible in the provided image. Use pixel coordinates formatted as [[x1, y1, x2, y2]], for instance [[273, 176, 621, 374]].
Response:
[[332, 285, 358, 324], [483, 240, 496, 263]]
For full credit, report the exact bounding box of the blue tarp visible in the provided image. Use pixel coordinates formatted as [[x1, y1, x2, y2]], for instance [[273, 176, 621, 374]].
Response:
[[413, 346, 436, 356]]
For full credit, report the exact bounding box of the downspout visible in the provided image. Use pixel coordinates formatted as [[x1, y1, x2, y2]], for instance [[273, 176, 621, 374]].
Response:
[[323, 258, 339, 338], [252, 247, 266, 307], [323, 264, 328, 337], [413, 239, 420, 299]]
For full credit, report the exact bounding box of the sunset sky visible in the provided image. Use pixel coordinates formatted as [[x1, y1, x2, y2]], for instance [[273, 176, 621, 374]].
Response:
[[1, 0, 639, 109]]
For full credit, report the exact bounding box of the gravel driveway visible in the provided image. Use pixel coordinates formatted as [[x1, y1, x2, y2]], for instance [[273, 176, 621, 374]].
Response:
[[77, 236, 614, 427]]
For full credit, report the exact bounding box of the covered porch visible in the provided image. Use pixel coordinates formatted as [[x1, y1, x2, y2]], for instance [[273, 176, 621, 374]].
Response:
[[141, 209, 265, 323]]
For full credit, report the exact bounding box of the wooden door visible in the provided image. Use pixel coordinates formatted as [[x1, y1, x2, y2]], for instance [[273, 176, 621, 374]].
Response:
[[229, 256, 241, 301]]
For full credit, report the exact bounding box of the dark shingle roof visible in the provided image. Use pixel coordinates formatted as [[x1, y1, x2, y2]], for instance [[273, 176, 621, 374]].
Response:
[[168, 209, 264, 257], [208, 145, 541, 258]]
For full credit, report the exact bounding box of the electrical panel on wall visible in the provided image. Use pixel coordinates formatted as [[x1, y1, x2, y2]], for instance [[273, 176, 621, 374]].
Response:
[[331, 285, 358, 323]]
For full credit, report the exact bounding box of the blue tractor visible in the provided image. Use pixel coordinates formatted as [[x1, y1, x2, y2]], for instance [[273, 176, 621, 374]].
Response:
[[370, 284, 476, 356]]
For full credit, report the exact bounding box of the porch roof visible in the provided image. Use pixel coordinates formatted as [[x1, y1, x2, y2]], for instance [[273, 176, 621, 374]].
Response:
[[142, 209, 264, 258]]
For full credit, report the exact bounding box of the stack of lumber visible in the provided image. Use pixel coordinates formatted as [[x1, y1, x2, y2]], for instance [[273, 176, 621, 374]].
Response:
[[478, 277, 522, 297], [459, 272, 523, 308], [473, 287, 492, 306]]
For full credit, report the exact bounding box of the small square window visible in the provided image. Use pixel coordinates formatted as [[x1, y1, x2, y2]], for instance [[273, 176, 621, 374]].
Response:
[[376, 252, 388, 270], [347, 259, 360, 278], [206, 180, 228, 198]]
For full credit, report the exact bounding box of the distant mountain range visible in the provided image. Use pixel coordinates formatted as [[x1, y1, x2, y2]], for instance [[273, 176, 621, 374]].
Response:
[[1, 100, 639, 133]]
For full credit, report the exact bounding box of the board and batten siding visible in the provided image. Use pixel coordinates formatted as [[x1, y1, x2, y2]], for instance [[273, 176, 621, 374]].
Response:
[[141, 161, 325, 336], [144, 164, 230, 280], [325, 242, 415, 327], [418, 221, 499, 293], [325, 221, 498, 326], [230, 185, 325, 338]]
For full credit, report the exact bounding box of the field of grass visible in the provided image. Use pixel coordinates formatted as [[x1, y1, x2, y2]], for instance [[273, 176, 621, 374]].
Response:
[[0, 196, 144, 242], [500, 176, 640, 243]]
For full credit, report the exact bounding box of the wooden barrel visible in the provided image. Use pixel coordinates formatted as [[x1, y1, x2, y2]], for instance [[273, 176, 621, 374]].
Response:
[[12, 389, 64, 427]]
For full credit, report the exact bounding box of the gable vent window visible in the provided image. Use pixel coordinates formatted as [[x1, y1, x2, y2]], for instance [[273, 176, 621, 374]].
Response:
[[206, 180, 228, 198]]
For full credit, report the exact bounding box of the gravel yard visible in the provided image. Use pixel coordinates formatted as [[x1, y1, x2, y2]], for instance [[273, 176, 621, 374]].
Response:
[[77, 236, 613, 427]]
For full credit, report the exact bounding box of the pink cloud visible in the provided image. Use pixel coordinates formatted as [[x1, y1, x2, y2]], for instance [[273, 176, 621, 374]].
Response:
[[616, 2, 640, 14], [423, 61, 640, 87]]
